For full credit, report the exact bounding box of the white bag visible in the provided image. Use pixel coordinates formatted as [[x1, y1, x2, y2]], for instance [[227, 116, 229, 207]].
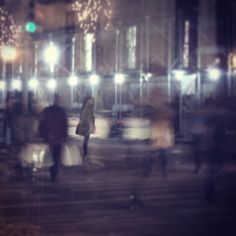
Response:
[[19, 143, 53, 168], [61, 144, 82, 166]]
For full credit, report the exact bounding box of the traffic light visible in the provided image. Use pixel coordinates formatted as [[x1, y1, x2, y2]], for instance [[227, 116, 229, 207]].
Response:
[[25, 0, 37, 33]]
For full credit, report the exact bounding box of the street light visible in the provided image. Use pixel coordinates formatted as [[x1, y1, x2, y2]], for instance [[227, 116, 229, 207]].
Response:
[[172, 69, 186, 81], [89, 74, 100, 96], [144, 72, 152, 97], [207, 68, 221, 81], [43, 41, 60, 74], [68, 74, 78, 87], [43, 42, 60, 104], [28, 77, 39, 94], [68, 74, 78, 106], [47, 78, 57, 94], [114, 73, 125, 85], [11, 79, 22, 91]]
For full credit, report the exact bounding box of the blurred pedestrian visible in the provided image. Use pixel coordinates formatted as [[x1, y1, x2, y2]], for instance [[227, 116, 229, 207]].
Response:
[[76, 96, 95, 159], [38, 94, 68, 182], [5, 91, 14, 148], [28, 91, 38, 116], [141, 88, 174, 177], [191, 110, 207, 173], [144, 116, 174, 177]]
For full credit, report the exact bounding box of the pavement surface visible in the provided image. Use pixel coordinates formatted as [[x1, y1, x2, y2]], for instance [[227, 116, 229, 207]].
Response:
[[0, 138, 236, 236]]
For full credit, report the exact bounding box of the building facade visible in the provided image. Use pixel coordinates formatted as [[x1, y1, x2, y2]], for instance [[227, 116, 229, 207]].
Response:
[[1, 0, 228, 111]]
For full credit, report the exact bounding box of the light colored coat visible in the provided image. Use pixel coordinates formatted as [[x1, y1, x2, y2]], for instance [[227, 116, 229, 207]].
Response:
[[79, 98, 95, 134], [150, 119, 174, 150]]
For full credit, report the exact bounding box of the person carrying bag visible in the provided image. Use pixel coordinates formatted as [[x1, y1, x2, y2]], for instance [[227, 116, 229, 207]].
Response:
[[75, 96, 95, 159]]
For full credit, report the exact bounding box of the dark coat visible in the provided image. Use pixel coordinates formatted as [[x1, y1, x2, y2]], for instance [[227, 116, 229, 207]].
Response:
[[39, 105, 68, 144]]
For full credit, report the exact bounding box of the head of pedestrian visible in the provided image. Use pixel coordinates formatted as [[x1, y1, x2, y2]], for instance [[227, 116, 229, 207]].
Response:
[[82, 96, 94, 109]]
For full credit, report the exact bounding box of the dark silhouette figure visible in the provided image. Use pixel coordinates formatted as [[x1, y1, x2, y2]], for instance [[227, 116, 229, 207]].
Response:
[[5, 91, 14, 147], [38, 94, 68, 182], [77, 96, 95, 158], [204, 117, 225, 202], [28, 91, 38, 115], [143, 118, 174, 178]]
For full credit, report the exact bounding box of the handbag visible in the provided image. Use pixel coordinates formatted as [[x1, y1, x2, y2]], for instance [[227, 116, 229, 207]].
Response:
[[19, 143, 53, 168], [75, 122, 89, 136], [61, 143, 82, 166]]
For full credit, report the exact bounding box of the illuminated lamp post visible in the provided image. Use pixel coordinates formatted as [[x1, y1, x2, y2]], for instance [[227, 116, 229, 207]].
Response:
[[43, 41, 60, 77], [89, 74, 100, 110], [43, 41, 60, 104], [11, 78, 22, 91], [144, 72, 152, 97], [28, 77, 39, 95], [89, 74, 100, 97], [207, 67, 221, 81], [68, 74, 78, 106], [46, 78, 57, 104]]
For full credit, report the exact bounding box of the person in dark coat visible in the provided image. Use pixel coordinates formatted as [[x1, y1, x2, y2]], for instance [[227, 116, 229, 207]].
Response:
[[38, 94, 68, 182], [78, 96, 95, 158], [5, 91, 14, 147]]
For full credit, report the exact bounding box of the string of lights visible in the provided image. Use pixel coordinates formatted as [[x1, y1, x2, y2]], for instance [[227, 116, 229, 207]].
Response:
[[0, 6, 21, 47], [72, 0, 112, 35]]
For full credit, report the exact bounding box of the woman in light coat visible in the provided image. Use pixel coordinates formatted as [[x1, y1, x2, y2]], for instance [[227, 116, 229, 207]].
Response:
[[78, 96, 95, 158], [144, 114, 174, 177]]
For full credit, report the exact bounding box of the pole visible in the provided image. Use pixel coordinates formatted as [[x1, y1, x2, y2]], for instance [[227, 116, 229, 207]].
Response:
[[71, 36, 76, 106], [115, 29, 119, 117], [34, 43, 38, 96], [197, 28, 201, 103], [179, 80, 183, 136], [71, 36, 76, 73], [145, 15, 150, 97], [119, 84, 122, 121], [2, 61, 6, 106], [139, 23, 144, 100], [167, 21, 172, 103]]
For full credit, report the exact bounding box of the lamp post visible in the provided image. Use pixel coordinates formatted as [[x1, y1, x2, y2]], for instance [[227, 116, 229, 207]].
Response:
[[114, 73, 125, 122], [89, 74, 100, 97], [69, 36, 77, 107], [68, 74, 78, 106], [207, 67, 221, 81], [89, 74, 100, 110], [144, 72, 152, 97], [43, 41, 60, 104], [46, 78, 57, 103], [11, 79, 22, 91], [28, 77, 39, 95], [43, 41, 60, 76]]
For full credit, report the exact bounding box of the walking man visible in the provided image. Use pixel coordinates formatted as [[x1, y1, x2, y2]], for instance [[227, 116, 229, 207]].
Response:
[[39, 94, 68, 182]]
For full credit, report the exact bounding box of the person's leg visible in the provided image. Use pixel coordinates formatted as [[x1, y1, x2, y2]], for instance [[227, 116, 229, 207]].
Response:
[[143, 150, 156, 177], [83, 133, 90, 158], [159, 148, 167, 177], [49, 143, 62, 182]]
